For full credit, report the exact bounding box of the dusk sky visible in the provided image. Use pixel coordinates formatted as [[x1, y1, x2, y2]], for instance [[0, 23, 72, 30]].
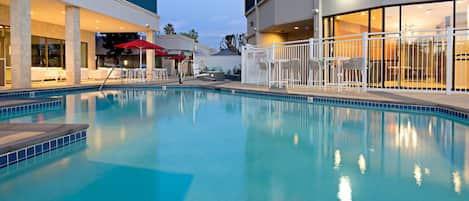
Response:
[[158, 0, 246, 48]]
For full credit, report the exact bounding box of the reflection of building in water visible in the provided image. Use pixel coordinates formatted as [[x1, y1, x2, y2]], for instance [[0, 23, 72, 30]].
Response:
[[240, 96, 469, 200]]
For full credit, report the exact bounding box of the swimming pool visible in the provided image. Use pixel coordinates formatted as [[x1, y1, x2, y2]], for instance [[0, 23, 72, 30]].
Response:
[[0, 87, 468, 201]]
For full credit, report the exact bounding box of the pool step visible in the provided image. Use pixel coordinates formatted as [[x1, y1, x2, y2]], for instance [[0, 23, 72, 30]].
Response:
[[0, 123, 89, 169]]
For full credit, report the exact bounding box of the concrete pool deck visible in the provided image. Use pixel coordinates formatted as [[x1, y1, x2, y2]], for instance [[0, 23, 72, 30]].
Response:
[[1, 77, 468, 114], [0, 123, 89, 156]]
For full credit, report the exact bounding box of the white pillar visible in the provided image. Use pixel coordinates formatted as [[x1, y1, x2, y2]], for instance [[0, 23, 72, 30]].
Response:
[[10, 0, 31, 89], [146, 31, 156, 79], [65, 5, 81, 85]]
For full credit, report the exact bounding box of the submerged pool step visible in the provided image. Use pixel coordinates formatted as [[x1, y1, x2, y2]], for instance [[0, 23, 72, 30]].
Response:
[[0, 123, 89, 169]]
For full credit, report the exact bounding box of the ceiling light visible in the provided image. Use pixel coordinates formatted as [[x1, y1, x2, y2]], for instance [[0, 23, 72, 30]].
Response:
[[119, 27, 125, 30], [95, 20, 101, 23], [336, 16, 341, 20], [293, 26, 299, 30], [360, 12, 366, 16], [95, 27, 100, 30], [61, 11, 65, 15]]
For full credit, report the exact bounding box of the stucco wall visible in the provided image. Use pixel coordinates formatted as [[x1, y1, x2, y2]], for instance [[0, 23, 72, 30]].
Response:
[[258, 0, 276, 31], [274, 0, 314, 25]]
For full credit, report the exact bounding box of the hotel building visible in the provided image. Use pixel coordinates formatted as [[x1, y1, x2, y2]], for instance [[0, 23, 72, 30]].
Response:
[[0, 0, 159, 88], [245, 0, 469, 44]]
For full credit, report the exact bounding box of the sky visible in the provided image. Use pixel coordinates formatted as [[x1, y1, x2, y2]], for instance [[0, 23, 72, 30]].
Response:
[[157, 0, 246, 48]]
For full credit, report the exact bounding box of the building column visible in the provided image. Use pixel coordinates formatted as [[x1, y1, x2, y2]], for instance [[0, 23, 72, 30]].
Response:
[[10, 0, 31, 89], [65, 5, 81, 85], [146, 31, 156, 79]]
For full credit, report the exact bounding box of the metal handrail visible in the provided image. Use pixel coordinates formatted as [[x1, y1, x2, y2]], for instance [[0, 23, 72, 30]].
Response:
[[99, 64, 119, 91]]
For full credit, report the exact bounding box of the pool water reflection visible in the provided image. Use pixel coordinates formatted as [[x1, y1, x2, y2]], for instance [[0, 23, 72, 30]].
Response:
[[0, 89, 468, 201]]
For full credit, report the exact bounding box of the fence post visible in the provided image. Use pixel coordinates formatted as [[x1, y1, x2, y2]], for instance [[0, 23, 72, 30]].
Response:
[[361, 32, 368, 91], [241, 46, 246, 84], [446, 27, 453, 95], [269, 42, 276, 88]]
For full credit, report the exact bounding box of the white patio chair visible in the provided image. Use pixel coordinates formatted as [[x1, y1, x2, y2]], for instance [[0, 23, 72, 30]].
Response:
[[342, 57, 364, 87], [308, 59, 324, 87]]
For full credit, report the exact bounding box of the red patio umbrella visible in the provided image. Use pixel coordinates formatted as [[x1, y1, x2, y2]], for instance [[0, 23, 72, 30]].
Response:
[[115, 39, 165, 81], [115, 39, 164, 50], [169, 55, 186, 61], [155, 50, 169, 56]]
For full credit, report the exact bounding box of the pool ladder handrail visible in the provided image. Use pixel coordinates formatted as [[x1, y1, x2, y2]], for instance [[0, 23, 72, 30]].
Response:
[[99, 64, 120, 91]]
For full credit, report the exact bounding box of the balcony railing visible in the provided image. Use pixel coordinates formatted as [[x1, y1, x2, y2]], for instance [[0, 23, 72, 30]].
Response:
[[241, 28, 469, 94]]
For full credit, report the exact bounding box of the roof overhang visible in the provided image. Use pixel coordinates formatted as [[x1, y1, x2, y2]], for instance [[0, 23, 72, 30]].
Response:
[[0, 0, 159, 33]]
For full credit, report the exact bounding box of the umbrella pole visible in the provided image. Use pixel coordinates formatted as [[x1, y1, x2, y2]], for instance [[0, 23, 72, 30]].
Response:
[[139, 47, 143, 82]]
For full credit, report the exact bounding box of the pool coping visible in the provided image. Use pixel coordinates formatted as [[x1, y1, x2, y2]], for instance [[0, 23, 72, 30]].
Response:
[[0, 123, 88, 168], [0, 83, 468, 121]]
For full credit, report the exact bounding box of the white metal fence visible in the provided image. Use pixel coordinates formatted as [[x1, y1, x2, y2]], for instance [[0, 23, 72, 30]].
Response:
[[241, 28, 469, 94]]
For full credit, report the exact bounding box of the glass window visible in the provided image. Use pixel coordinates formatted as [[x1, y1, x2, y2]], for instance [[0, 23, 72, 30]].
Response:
[[47, 38, 64, 67], [31, 36, 47, 67], [370, 8, 383, 32], [323, 17, 331, 37], [402, 1, 453, 33], [0, 25, 10, 66], [81, 42, 88, 68], [385, 6, 400, 32], [456, 0, 469, 27], [245, 0, 255, 12], [334, 11, 369, 37]]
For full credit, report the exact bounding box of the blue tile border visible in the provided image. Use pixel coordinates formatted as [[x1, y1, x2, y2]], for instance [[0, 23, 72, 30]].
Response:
[[208, 87, 469, 122], [0, 129, 87, 169], [0, 86, 97, 98], [0, 84, 467, 122], [0, 99, 62, 118]]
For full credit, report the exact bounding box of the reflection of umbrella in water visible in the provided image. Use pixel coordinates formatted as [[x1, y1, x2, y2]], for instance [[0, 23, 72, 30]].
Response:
[[115, 39, 165, 81]]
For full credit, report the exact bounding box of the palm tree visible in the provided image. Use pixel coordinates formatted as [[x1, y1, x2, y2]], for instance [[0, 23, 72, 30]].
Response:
[[180, 29, 199, 43], [164, 24, 176, 35]]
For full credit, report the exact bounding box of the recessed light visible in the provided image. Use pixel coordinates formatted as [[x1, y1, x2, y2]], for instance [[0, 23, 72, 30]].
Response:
[[95, 20, 101, 23], [336, 16, 341, 20], [360, 12, 366, 16], [119, 27, 124, 30], [294, 26, 299, 30], [61, 11, 65, 15], [95, 27, 100, 30]]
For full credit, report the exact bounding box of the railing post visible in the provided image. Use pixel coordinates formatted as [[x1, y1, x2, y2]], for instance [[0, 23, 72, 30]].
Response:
[[362, 32, 368, 91], [308, 38, 314, 87], [446, 27, 453, 95], [241, 45, 246, 84], [269, 42, 276, 88]]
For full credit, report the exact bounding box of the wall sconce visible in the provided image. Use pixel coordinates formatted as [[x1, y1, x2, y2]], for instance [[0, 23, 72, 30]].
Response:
[[123, 60, 128, 66]]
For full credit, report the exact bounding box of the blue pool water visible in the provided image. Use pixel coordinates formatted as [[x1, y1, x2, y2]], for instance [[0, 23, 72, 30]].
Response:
[[0, 88, 468, 201]]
